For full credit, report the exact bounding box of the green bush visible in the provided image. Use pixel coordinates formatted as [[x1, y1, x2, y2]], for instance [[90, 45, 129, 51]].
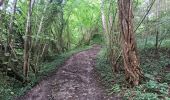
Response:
[[110, 84, 121, 93], [164, 73, 170, 82], [144, 80, 169, 95], [124, 80, 169, 100], [124, 90, 159, 100]]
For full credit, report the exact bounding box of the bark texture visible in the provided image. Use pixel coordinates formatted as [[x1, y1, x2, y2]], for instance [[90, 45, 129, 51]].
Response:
[[23, 0, 35, 80], [8, 0, 17, 45], [118, 0, 143, 86]]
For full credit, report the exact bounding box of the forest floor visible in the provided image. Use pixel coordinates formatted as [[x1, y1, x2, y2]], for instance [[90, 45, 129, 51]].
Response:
[[16, 45, 120, 100]]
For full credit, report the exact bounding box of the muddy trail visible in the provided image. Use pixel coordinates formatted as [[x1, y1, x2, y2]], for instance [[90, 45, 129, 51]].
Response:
[[16, 46, 120, 100]]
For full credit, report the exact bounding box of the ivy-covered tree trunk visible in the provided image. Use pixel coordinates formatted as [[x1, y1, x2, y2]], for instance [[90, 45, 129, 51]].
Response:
[[118, 0, 143, 86]]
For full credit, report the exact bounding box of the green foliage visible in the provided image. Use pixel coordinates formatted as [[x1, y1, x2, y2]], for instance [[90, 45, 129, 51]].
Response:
[[96, 48, 114, 84], [144, 80, 169, 95], [110, 84, 121, 93], [124, 90, 159, 100], [96, 48, 125, 98], [0, 77, 14, 100], [124, 80, 169, 100], [1, 0, 170, 99], [164, 73, 170, 82], [96, 46, 170, 99], [91, 34, 104, 45], [64, 0, 101, 45], [0, 0, 102, 99]]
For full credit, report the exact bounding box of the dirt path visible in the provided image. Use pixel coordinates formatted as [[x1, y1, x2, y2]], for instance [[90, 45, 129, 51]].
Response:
[[17, 46, 120, 100]]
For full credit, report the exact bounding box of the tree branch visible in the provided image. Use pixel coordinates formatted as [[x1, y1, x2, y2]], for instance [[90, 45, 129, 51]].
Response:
[[134, 0, 156, 32]]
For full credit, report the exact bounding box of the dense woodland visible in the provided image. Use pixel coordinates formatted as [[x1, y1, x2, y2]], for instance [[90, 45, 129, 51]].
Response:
[[0, 0, 170, 99]]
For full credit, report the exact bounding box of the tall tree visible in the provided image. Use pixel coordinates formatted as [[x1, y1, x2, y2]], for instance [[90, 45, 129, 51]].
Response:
[[23, 0, 35, 80], [100, 0, 108, 34], [155, 0, 160, 52], [8, 0, 17, 48], [0, 0, 3, 6], [118, 0, 143, 86]]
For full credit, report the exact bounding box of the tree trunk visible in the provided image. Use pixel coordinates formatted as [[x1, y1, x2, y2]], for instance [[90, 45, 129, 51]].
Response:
[[100, 0, 109, 45], [7, 0, 17, 55], [0, 0, 3, 6], [8, 0, 17, 45], [118, 0, 143, 86], [59, 11, 65, 52], [101, 0, 108, 34], [32, 2, 48, 72], [23, 0, 35, 80], [155, 0, 160, 52], [66, 23, 70, 49]]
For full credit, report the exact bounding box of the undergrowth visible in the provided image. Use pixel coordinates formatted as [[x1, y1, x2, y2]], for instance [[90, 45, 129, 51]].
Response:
[[96, 45, 170, 100], [0, 46, 91, 100]]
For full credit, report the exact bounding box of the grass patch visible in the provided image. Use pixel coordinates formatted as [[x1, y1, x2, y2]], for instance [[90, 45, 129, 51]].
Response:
[[96, 47, 114, 87], [0, 46, 92, 100], [96, 47, 125, 97]]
